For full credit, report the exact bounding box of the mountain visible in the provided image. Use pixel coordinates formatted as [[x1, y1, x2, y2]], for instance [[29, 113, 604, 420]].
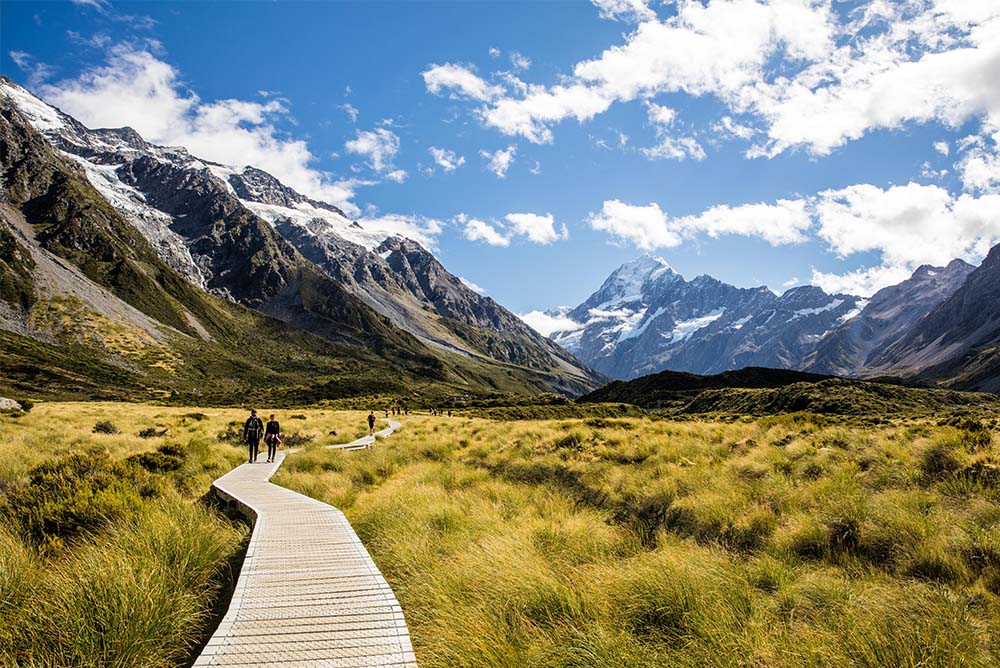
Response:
[[802, 260, 975, 377], [551, 255, 861, 379], [0, 76, 599, 398], [864, 244, 1000, 392]]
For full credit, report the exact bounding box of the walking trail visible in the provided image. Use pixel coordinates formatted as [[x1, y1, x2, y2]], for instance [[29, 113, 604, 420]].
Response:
[[194, 419, 416, 667]]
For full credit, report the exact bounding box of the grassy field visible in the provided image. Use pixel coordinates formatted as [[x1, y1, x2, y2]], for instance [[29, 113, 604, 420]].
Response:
[[0, 402, 374, 668], [3, 402, 999, 667], [274, 411, 1000, 668]]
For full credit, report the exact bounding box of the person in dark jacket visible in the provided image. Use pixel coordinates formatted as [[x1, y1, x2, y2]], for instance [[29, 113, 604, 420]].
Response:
[[368, 411, 376, 435], [243, 409, 264, 463], [264, 414, 281, 463]]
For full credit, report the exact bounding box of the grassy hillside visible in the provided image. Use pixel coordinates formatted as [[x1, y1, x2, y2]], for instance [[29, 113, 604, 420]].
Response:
[[578, 366, 1000, 418], [276, 411, 1000, 668]]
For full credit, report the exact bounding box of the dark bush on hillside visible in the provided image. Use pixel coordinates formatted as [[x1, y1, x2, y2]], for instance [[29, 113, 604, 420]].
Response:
[[290, 414, 308, 420], [92, 420, 119, 434], [138, 427, 168, 438], [282, 432, 315, 447], [128, 443, 186, 473], [217, 424, 241, 443], [962, 429, 993, 452], [17, 399, 33, 413], [183, 412, 208, 421], [0, 452, 158, 551], [920, 441, 963, 478]]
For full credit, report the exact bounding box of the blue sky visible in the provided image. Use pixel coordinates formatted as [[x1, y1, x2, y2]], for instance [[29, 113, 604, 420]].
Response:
[[3, 0, 999, 332]]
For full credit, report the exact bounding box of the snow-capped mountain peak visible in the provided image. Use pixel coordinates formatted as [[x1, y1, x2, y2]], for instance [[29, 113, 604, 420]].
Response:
[[552, 254, 861, 379]]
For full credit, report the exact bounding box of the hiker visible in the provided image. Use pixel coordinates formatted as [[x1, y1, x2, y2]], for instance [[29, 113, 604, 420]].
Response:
[[368, 411, 377, 435], [264, 414, 282, 463], [243, 409, 264, 463]]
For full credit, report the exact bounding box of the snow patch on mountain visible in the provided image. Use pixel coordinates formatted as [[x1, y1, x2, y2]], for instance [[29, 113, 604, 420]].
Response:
[[245, 200, 385, 250], [1, 84, 64, 131], [668, 309, 725, 341]]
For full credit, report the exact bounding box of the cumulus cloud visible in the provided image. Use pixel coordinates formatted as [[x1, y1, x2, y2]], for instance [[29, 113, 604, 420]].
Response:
[[814, 182, 1000, 271], [38, 43, 364, 214], [430, 0, 1000, 163], [358, 214, 444, 250], [422, 62, 503, 102], [504, 212, 566, 245], [589, 200, 679, 250], [338, 102, 359, 122], [480, 145, 516, 178], [344, 127, 400, 173], [428, 146, 465, 172], [509, 51, 531, 71], [588, 198, 809, 250], [462, 216, 510, 247], [518, 309, 584, 337], [591, 0, 655, 23], [810, 264, 916, 299]]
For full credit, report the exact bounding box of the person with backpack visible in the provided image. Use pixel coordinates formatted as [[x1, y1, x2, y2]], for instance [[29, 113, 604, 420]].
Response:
[[264, 414, 282, 463], [368, 411, 377, 435], [243, 409, 264, 463]]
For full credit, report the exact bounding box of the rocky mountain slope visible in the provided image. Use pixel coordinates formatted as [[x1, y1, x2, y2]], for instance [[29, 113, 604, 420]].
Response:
[[551, 256, 861, 379], [0, 76, 600, 397], [865, 244, 1000, 392], [802, 260, 975, 377]]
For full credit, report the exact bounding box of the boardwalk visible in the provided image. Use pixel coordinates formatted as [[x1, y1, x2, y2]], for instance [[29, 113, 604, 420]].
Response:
[[194, 420, 416, 667]]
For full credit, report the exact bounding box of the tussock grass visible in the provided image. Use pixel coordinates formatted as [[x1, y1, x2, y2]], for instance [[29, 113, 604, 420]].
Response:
[[275, 412, 1000, 667], [0, 402, 370, 666]]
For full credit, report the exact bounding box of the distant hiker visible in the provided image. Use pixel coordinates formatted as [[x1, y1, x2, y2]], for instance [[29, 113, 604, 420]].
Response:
[[447, 410, 452, 418], [264, 414, 282, 463], [385, 408, 390, 418], [243, 409, 264, 463], [368, 411, 377, 435]]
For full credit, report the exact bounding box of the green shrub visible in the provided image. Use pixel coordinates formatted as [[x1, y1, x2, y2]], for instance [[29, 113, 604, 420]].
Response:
[[138, 427, 167, 438], [0, 453, 156, 551], [92, 420, 119, 434]]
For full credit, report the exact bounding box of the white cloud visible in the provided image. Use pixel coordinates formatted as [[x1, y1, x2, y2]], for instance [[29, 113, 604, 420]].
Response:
[[338, 103, 359, 122], [69, 0, 110, 12], [437, 1, 1000, 165], [344, 127, 400, 172], [518, 310, 584, 337], [8, 50, 54, 88], [510, 51, 531, 71], [642, 135, 706, 161], [956, 127, 1000, 193], [589, 200, 680, 250], [588, 198, 810, 250], [39, 43, 363, 214], [504, 212, 566, 244], [591, 0, 655, 23], [814, 182, 1000, 269], [422, 62, 503, 102], [462, 217, 510, 247], [488, 47, 501, 60], [384, 169, 408, 183], [782, 276, 801, 288], [810, 264, 915, 298], [428, 146, 466, 172], [358, 214, 443, 250], [934, 141, 950, 156], [459, 276, 487, 294], [480, 145, 516, 178], [529, 160, 542, 175]]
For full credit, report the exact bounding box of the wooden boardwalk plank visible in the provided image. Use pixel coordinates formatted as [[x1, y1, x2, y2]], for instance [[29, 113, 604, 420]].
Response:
[[194, 420, 415, 668]]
